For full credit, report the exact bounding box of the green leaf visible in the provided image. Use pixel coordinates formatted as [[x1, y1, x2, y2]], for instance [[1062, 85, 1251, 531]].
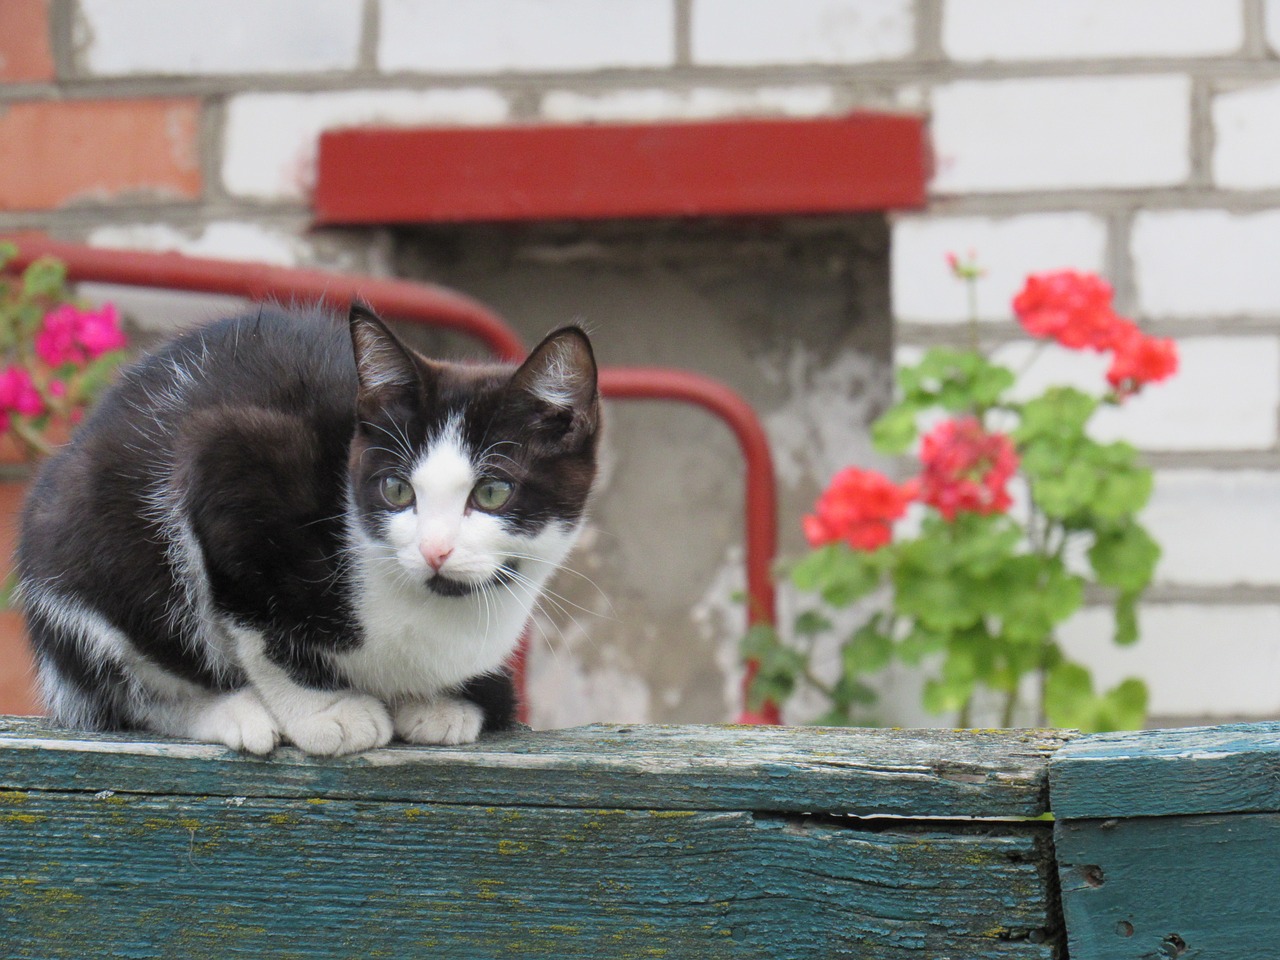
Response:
[[871, 403, 919, 455], [1088, 523, 1160, 593], [842, 620, 894, 675], [77, 351, 126, 398], [1043, 662, 1148, 732], [792, 543, 883, 608], [21, 257, 67, 299], [1099, 678, 1148, 732], [793, 610, 833, 638], [897, 623, 946, 665], [922, 676, 973, 715], [1114, 591, 1140, 647], [1093, 463, 1153, 519], [892, 565, 982, 631], [1043, 661, 1095, 728], [1015, 387, 1098, 443], [1029, 459, 1099, 519]]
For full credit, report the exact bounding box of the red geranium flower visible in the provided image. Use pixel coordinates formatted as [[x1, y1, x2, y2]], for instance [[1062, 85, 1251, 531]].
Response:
[[1012, 271, 1125, 352], [1106, 324, 1179, 398], [918, 418, 1018, 522], [804, 467, 916, 551]]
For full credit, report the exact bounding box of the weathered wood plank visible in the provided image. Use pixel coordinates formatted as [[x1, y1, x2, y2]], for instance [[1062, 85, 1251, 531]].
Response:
[[0, 788, 1059, 959], [0, 719, 1070, 819], [1049, 721, 1280, 819], [1055, 811, 1280, 959]]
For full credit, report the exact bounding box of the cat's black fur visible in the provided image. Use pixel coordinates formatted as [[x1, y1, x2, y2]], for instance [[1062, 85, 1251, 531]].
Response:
[[19, 303, 599, 754]]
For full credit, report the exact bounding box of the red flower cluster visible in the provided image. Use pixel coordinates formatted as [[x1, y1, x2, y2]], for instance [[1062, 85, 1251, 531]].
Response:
[[803, 467, 916, 551], [1012, 270, 1178, 398], [1105, 324, 1179, 398], [918, 417, 1018, 522]]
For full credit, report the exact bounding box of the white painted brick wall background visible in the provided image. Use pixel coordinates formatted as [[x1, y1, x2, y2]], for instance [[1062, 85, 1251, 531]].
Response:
[[691, 0, 916, 66], [891, 213, 1108, 323], [378, 0, 676, 74], [942, 0, 1244, 62], [221, 89, 510, 201], [930, 75, 1192, 193], [1132, 209, 1280, 317], [76, 0, 365, 76], [14, 0, 1280, 724]]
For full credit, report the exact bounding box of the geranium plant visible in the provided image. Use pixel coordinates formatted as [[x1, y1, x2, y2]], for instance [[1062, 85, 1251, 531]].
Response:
[[744, 257, 1178, 732], [0, 242, 127, 459]]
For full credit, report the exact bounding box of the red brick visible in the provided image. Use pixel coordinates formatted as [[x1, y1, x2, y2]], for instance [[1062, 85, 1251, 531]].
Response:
[[0, 99, 202, 211], [0, 0, 55, 83]]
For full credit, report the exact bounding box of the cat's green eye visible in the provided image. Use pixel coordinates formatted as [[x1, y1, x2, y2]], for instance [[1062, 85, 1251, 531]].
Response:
[[380, 475, 415, 509], [472, 478, 514, 512]]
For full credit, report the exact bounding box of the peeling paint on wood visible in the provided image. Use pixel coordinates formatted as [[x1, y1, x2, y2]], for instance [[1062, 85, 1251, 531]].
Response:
[[0, 719, 1072, 819], [1049, 720, 1280, 819], [0, 718, 1067, 958]]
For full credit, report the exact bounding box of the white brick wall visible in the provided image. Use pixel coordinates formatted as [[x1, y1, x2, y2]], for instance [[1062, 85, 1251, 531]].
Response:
[[221, 89, 510, 202], [76, 0, 363, 76], [942, 0, 1243, 62], [1266, 0, 1280, 54], [691, 0, 915, 66], [87, 222, 313, 266], [1132, 209, 1280, 318], [540, 86, 837, 122], [930, 75, 1191, 193], [1059, 604, 1280, 717], [1144, 471, 1280, 587], [995, 337, 1280, 452], [378, 0, 676, 74], [891, 213, 1107, 324], [1213, 81, 1280, 190]]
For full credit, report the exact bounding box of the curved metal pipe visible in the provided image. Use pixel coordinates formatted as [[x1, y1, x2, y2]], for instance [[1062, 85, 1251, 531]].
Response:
[[599, 368, 781, 725], [3, 233, 527, 362]]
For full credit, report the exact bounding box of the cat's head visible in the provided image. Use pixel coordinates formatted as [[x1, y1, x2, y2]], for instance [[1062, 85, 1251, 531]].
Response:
[[345, 303, 600, 600]]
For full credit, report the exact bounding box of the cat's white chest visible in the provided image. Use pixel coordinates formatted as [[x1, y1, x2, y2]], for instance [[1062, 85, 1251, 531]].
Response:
[[336, 564, 529, 701]]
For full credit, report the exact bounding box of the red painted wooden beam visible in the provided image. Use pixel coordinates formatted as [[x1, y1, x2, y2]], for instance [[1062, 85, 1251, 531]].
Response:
[[314, 113, 928, 225]]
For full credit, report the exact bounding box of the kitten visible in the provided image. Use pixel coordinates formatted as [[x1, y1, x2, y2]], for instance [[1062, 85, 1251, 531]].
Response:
[[18, 303, 600, 755]]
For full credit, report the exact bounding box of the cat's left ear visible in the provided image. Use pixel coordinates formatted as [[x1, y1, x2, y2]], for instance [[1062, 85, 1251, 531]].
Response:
[[348, 301, 424, 416], [510, 326, 599, 437]]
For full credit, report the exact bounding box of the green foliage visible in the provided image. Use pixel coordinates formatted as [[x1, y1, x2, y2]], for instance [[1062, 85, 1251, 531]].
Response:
[[741, 283, 1167, 734]]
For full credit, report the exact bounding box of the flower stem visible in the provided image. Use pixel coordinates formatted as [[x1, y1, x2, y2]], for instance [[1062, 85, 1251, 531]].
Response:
[[10, 418, 53, 459]]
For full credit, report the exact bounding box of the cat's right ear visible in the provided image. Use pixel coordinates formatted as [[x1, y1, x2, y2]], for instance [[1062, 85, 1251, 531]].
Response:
[[348, 302, 423, 417]]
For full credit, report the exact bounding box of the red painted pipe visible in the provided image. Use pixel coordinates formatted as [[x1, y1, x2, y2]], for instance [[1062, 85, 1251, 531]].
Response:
[[2, 233, 527, 363], [1, 235, 781, 724]]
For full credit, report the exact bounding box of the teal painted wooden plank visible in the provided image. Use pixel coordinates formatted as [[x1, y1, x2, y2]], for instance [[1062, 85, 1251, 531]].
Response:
[[1055, 811, 1280, 959], [0, 789, 1059, 959], [0, 718, 1070, 818], [1050, 721, 1280, 819]]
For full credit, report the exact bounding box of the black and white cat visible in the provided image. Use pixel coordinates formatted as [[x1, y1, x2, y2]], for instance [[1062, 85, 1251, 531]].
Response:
[[18, 303, 600, 755]]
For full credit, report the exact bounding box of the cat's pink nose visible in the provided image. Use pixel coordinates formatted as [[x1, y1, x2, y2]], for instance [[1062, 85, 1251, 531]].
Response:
[[420, 543, 454, 572]]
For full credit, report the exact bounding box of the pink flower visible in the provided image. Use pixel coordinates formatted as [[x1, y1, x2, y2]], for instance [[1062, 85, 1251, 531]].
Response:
[[36, 305, 83, 366], [35, 303, 127, 366], [918, 418, 1019, 522], [0, 366, 44, 418], [77, 304, 127, 358]]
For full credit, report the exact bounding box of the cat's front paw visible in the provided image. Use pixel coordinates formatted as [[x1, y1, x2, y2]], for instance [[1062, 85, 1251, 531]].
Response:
[[284, 694, 393, 756], [193, 689, 280, 755], [394, 697, 484, 746]]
